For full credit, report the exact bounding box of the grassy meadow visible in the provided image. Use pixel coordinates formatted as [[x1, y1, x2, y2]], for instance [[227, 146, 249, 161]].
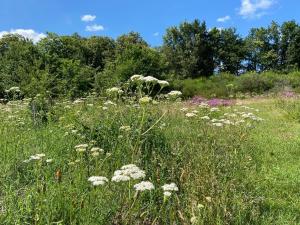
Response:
[[0, 77, 300, 224]]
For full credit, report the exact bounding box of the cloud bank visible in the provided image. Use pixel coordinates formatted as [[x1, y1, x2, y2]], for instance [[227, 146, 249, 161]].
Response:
[[0, 29, 46, 43], [81, 14, 96, 22], [239, 0, 275, 18]]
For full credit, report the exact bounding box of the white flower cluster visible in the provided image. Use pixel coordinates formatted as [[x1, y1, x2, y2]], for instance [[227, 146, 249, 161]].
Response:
[[88, 176, 108, 186], [73, 99, 85, 104], [119, 125, 131, 132], [240, 112, 263, 121], [162, 182, 179, 196], [134, 181, 155, 191], [75, 144, 88, 152], [143, 76, 158, 84], [167, 91, 182, 100], [112, 164, 146, 182], [181, 104, 263, 127], [130, 74, 144, 83], [199, 102, 209, 108], [210, 107, 220, 112], [139, 96, 152, 105], [185, 112, 197, 118], [106, 87, 124, 96], [90, 147, 104, 157], [129, 75, 169, 88], [23, 153, 52, 163], [104, 100, 117, 106], [5, 87, 20, 93]]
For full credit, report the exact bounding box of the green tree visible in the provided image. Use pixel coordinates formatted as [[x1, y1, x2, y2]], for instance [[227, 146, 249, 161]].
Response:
[[163, 19, 214, 78], [280, 21, 299, 69], [0, 34, 41, 97], [210, 28, 246, 75], [84, 36, 115, 71]]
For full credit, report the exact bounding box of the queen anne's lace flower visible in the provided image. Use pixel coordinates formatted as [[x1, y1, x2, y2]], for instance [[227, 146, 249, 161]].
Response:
[[143, 76, 158, 84], [75, 144, 88, 152], [88, 176, 108, 186], [186, 113, 196, 118], [106, 87, 123, 95], [167, 91, 182, 98], [111, 175, 131, 182], [158, 80, 169, 87], [112, 164, 146, 182], [130, 74, 144, 83], [162, 183, 179, 192], [119, 126, 131, 132], [134, 181, 155, 191], [163, 191, 172, 197], [201, 116, 210, 120], [161, 182, 179, 197], [139, 96, 152, 104]]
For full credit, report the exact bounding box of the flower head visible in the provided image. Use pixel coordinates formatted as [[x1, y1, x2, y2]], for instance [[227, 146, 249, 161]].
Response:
[[139, 96, 152, 105], [88, 176, 108, 186], [134, 181, 155, 191], [162, 183, 179, 192], [158, 80, 169, 88], [185, 113, 196, 118], [130, 75, 144, 83]]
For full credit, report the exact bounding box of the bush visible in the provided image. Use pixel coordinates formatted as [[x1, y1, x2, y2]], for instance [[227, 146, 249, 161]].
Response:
[[172, 71, 300, 98]]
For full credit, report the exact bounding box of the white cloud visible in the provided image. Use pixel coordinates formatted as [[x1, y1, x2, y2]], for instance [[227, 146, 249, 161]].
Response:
[[81, 14, 96, 22], [217, 15, 231, 23], [239, 0, 275, 18], [0, 29, 46, 43], [85, 24, 104, 32], [153, 32, 159, 36]]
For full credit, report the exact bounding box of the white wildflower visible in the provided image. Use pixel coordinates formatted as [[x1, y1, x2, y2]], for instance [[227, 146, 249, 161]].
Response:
[[143, 76, 158, 84], [139, 96, 152, 104], [88, 176, 108, 186], [130, 170, 146, 180], [134, 181, 155, 191], [106, 87, 123, 95], [200, 116, 210, 120], [130, 74, 144, 83], [119, 126, 131, 132], [162, 183, 179, 192], [185, 113, 196, 118], [210, 107, 219, 112], [158, 80, 169, 87], [167, 91, 182, 99], [75, 144, 88, 149], [104, 100, 116, 106], [111, 174, 131, 182], [163, 191, 172, 197], [212, 122, 223, 127]]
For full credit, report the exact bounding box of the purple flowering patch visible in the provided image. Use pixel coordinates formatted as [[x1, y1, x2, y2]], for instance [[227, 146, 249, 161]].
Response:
[[189, 96, 235, 106]]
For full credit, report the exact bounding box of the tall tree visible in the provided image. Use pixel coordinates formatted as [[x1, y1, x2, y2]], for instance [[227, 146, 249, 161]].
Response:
[[210, 28, 246, 75], [163, 19, 214, 78], [280, 21, 299, 69]]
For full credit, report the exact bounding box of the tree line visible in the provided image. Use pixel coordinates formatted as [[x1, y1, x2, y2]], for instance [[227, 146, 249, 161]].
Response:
[[1, 19, 300, 99]]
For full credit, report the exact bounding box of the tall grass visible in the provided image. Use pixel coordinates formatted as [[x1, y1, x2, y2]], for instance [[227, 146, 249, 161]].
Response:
[[0, 96, 267, 224], [0, 75, 275, 224]]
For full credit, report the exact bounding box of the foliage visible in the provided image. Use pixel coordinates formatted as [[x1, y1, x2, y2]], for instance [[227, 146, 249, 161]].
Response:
[[173, 71, 300, 98]]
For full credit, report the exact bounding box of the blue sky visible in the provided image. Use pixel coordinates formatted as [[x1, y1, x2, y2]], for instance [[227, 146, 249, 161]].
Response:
[[0, 0, 299, 46]]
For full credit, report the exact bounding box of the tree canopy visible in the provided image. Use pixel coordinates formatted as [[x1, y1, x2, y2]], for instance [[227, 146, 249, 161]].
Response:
[[1, 19, 300, 98]]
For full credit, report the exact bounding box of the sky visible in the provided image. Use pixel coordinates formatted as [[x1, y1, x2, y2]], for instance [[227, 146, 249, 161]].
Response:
[[0, 0, 299, 46]]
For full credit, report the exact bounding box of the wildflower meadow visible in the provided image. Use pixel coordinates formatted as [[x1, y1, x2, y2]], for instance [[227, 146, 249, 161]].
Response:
[[1, 74, 299, 224]]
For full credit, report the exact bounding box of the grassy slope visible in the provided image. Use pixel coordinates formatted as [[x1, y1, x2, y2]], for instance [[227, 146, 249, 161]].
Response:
[[243, 99, 300, 225], [1, 98, 300, 224]]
